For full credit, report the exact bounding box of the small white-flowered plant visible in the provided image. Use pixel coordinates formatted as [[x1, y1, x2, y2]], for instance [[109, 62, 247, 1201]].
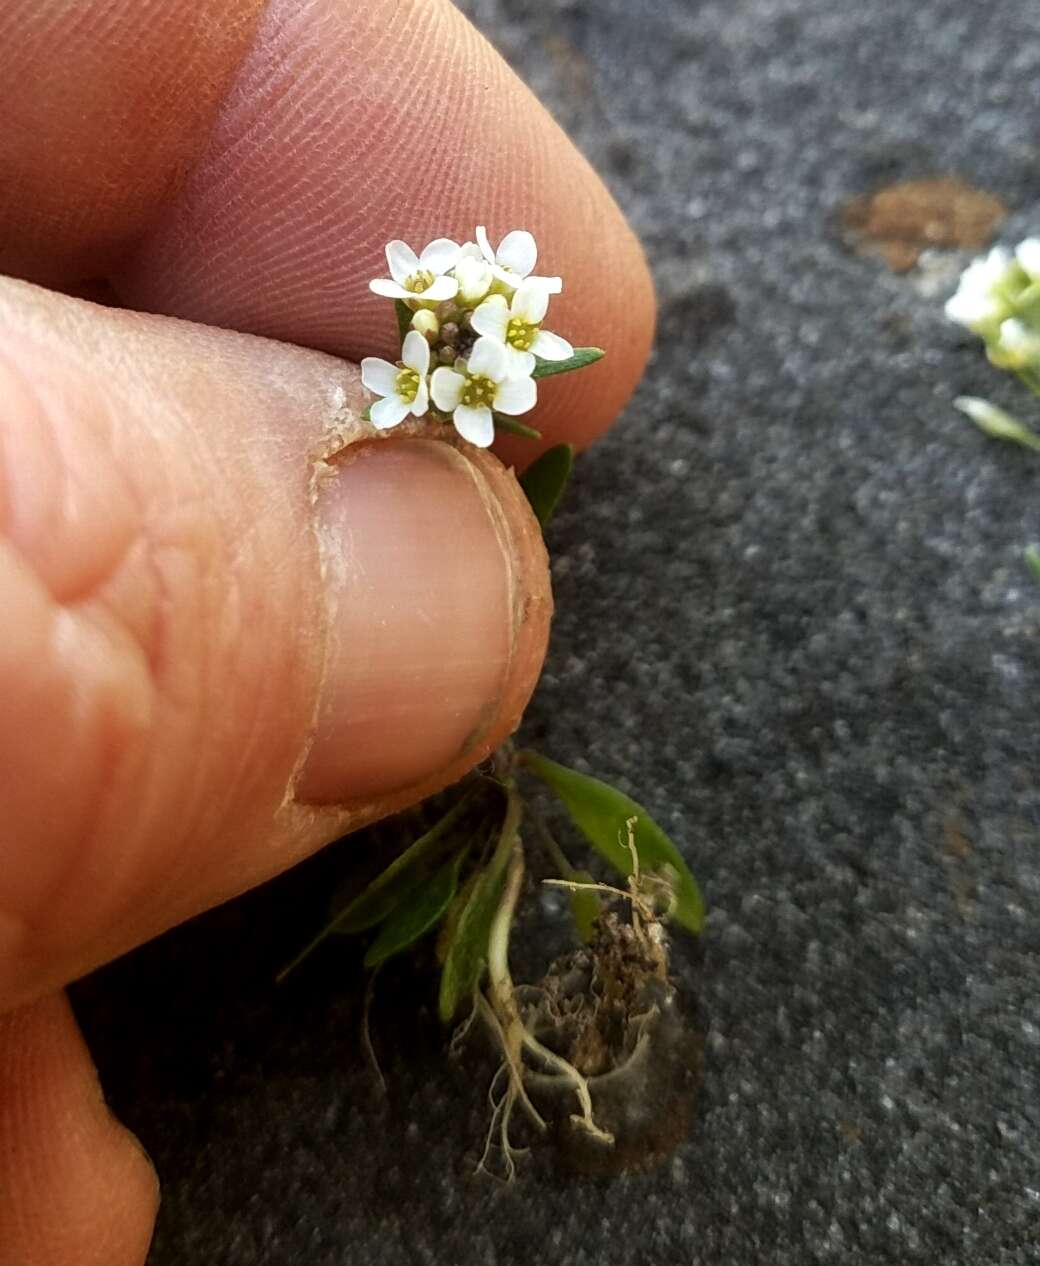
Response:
[[945, 236, 1040, 470], [362, 225, 603, 448]]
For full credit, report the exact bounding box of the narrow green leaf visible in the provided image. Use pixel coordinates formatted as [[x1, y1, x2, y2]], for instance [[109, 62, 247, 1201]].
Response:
[[521, 753, 705, 934], [438, 807, 516, 1022], [1026, 545, 1040, 582], [531, 347, 605, 380], [363, 850, 466, 968], [519, 443, 574, 527], [493, 414, 542, 440], [277, 787, 487, 981], [395, 299, 413, 344], [361, 403, 372, 422], [568, 869, 602, 943]]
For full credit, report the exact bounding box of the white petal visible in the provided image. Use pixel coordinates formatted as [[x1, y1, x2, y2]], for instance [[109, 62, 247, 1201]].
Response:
[[944, 289, 1003, 331], [369, 278, 413, 300], [511, 280, 549, 323], [491, 265, 520, 291], [475, 225, 496, 264], [419, 237, 461, 275], [493, 374, 537, 415], [467, 335, 507, 382], [453, 404, 495, 447], [470, 296, 510, 340], [370, 394, 411, 429], [1016, 238, 1040, 281], [386, 240, 419, 285], [402, 330, 431, 374], [502, 344, 536, 379], [527, 273, 563, 294], [360, 357, 399, 397], [459, 241, 483, 259], [495, 230, 537, 278], [418, 275, 459, 302], [410, 377, 430, 416], [530, 329, 573, 360], [430, 367, 465, 412]]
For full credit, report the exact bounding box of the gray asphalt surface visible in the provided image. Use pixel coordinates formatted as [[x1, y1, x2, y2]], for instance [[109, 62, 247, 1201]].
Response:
[[74, 1, 1040, 1262]]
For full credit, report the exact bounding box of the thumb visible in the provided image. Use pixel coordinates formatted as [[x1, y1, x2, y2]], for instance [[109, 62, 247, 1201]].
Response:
[[0, 278, 550, 1011]]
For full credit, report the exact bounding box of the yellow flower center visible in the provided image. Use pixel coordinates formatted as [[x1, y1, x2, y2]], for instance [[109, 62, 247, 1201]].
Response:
[[461, 373, 497, 408], [404, 269, 435, 294], [395, 365, 420, 404], [506, 317, 538, 351]]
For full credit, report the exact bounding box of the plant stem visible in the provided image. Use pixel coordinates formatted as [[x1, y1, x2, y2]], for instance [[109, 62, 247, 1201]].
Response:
[[524, 802, 578, 881]]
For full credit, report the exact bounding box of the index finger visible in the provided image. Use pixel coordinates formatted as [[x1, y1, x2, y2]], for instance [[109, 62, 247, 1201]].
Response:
[[0, 0, 655, 459]]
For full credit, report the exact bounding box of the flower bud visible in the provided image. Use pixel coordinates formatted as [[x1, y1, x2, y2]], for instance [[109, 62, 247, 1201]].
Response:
[[411, 309, 440, 341], [438, 345, 457, 365], [440, 321, 460, 346], [454, 256, 494, 307]]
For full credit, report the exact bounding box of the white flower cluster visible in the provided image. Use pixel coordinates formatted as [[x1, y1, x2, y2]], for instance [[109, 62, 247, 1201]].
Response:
[[362, 228, 574, 447], [945, 239, 1040, 369]]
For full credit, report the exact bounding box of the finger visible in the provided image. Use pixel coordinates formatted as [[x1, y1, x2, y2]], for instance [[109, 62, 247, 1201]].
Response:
[[0, 992, 157, 1266], [0, 278, 550, 1011], [0, 0, 655, 459], [0, 0, 266, 289]]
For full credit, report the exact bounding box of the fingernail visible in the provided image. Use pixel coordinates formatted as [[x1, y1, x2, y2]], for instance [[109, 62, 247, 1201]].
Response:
[[297, 438, 550, 804]]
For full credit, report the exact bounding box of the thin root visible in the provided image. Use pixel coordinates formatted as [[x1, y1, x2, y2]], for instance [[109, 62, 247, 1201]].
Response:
[[360, 967, 387, 1096]]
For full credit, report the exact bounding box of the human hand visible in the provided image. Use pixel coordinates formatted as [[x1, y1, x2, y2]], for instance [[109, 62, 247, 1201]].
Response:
[[0, 2, 653, 1260]]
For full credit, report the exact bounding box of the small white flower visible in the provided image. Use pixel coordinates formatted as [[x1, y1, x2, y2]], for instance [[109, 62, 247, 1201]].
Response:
[[990, 317, 1040, 369], [1016, 238, 1040, 283], [471, 280, 574, 378], [475, 225, 562, 294], [453, 250, 495, 307], [429, 336, 537, 447], [360, 330, 431, 429], [944, 246, 1014, 334], [369, 238, 461, 304]]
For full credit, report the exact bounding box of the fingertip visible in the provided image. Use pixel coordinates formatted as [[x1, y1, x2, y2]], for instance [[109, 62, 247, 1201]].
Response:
[[0, 993, 158, 1266]]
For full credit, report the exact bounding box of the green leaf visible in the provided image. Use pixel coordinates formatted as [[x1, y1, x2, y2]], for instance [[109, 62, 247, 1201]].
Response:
[[277, 787, 489, 981], [531, 347, 605, 380], [395, 299, 413, 344], [1026, 545, 1040, 582], [363, 850, 466, 968], [493, 414, 542, 440], [521, 753, 705, 934], [568, 869, 602, 943], [438, 810, 516, 1022], [519, 443, 574, 527], [361, 403, 372, 422]]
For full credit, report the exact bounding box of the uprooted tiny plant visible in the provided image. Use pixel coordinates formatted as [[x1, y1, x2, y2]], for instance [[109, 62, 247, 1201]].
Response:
[[278, 227, 704, 1178], [279, 744, 705, 1179]]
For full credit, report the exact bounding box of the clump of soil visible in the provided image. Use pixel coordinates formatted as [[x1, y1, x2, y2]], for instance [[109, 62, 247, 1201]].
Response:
[[841, 176, 1006, 271], [523, 911, 705, 1175]]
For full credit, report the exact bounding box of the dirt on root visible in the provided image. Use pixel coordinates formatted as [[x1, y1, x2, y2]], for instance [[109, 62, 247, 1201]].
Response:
[[526, 911, 705, 1175]]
